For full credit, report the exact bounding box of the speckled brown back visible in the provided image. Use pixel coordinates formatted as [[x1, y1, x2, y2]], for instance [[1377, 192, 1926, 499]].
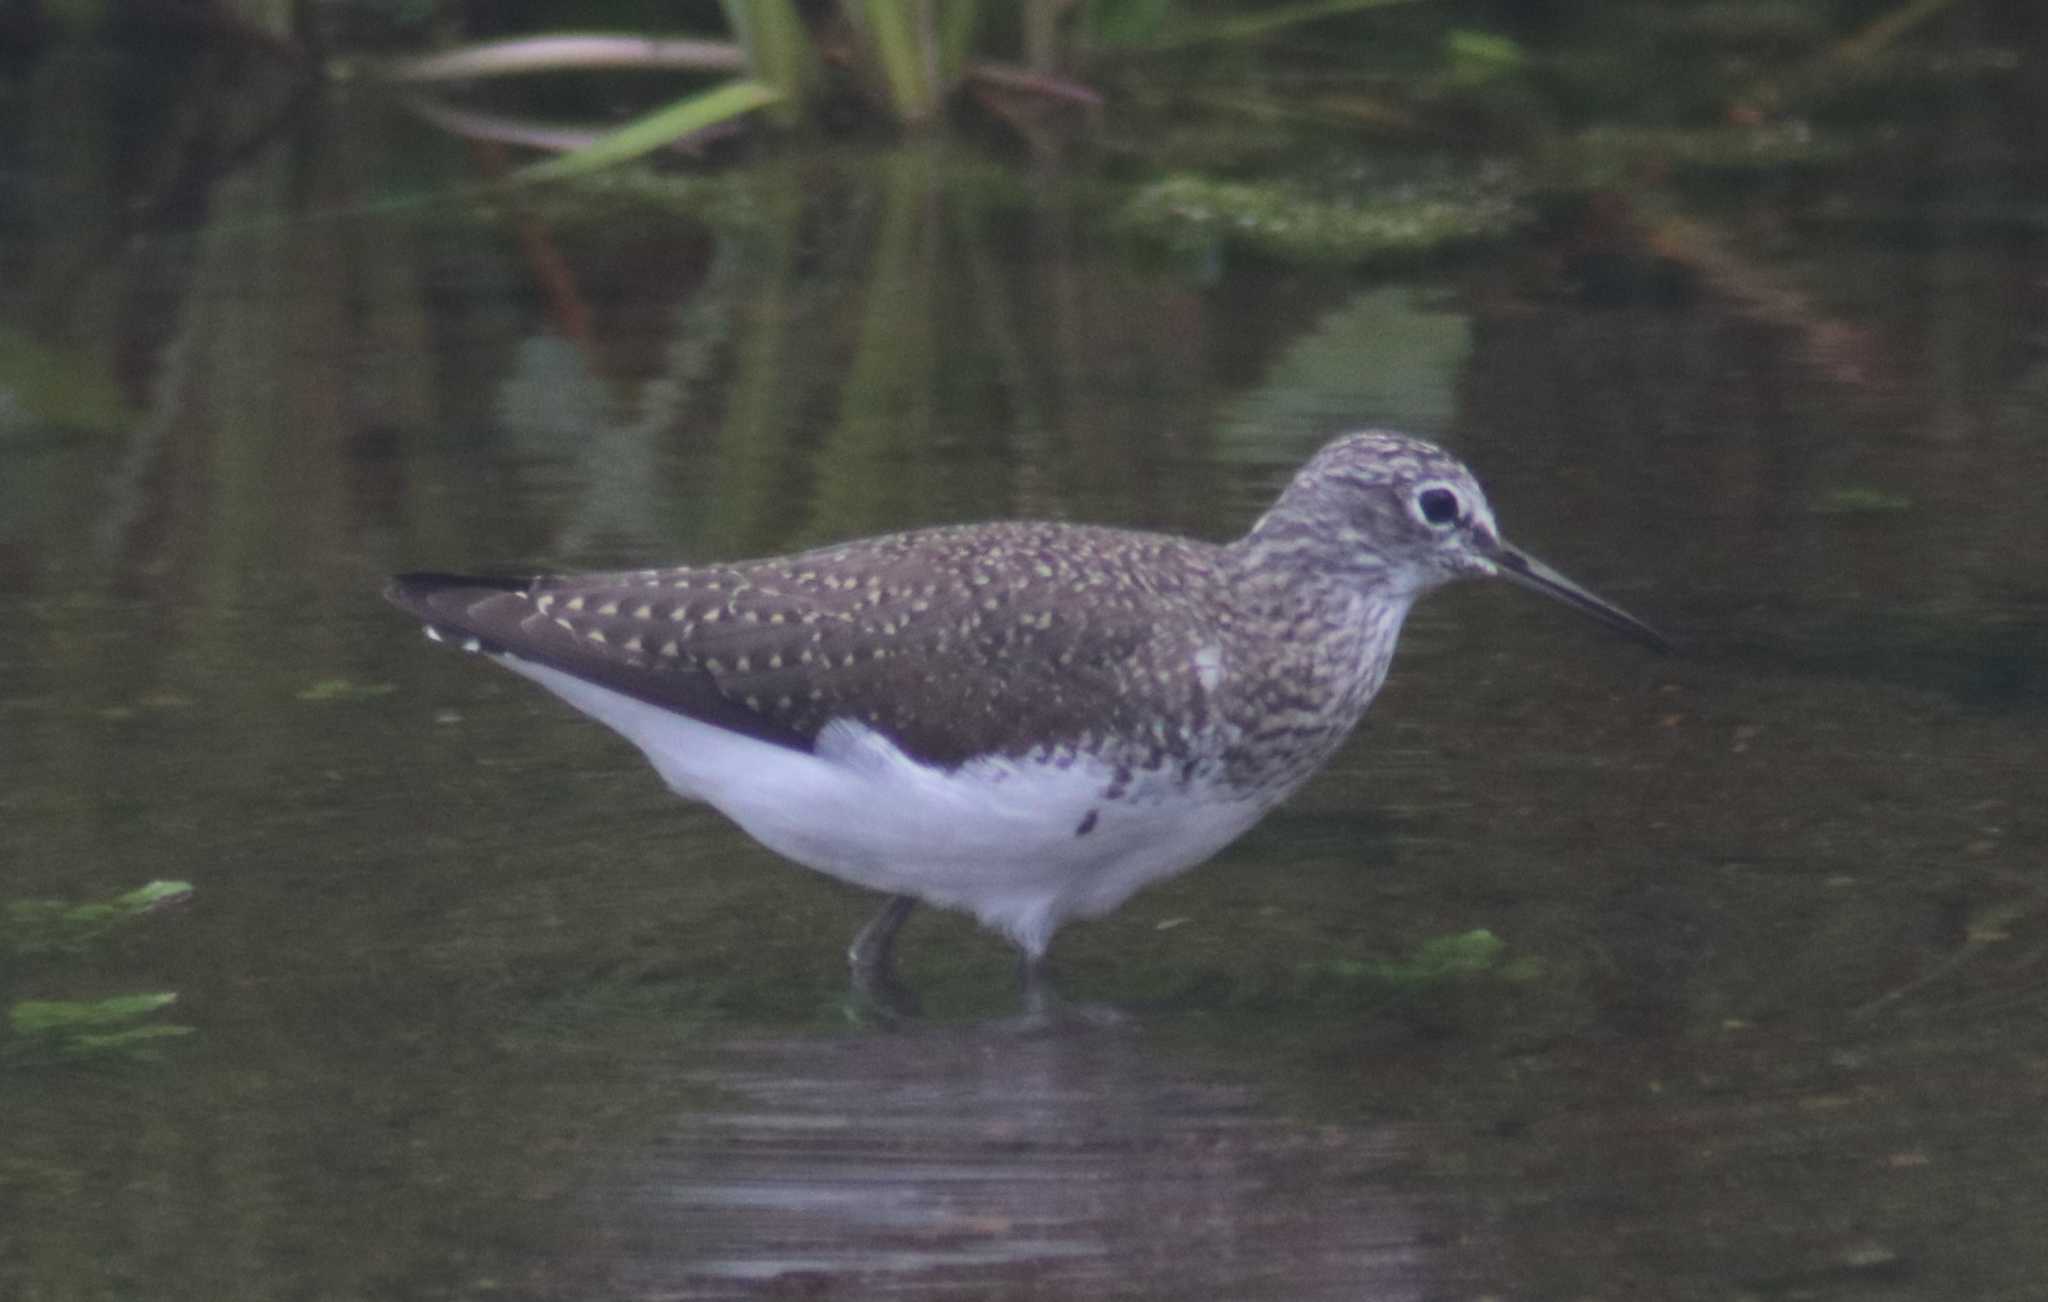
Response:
[[388, 521, 1240, 771]]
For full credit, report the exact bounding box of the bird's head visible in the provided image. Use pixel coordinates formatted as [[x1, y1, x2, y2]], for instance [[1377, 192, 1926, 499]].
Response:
[[1244, 430, 1668, 650]]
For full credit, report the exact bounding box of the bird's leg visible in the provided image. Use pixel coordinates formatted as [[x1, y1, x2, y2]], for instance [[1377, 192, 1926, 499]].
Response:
[[847, 894, 920, 1020], [1009, 949, 1126, 1031], [1019, 950, 1057, 1019]]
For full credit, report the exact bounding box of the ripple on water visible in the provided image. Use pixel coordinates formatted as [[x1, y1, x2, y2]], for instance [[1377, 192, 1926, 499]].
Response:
[[580, 1027, 1467, 1299]]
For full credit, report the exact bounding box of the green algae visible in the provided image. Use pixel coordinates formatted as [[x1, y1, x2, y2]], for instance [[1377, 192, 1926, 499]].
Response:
[[1121, 171, 1525, 265]]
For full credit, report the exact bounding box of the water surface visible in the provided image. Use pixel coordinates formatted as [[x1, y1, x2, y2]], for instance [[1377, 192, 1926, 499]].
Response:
[[3, 37, 2046, 1302]]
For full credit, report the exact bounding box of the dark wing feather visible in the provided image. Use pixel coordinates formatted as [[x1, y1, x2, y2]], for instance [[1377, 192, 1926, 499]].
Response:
[[384, 572, 816, 753], [387, 523, 1221, 769]]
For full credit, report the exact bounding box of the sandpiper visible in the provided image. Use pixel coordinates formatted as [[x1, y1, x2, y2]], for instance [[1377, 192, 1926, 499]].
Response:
[[387, 431, 1664, 1013]]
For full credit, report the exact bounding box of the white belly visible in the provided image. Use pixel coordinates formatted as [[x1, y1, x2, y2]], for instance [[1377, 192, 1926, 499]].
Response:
[[499, 656, 1270, 956]]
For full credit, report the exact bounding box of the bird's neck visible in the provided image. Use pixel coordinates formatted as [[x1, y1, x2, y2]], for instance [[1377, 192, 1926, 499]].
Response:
[[1221, 525, 1401, 619], [1200, 533, 1419, 797], [1219, 532, 1417, 699]]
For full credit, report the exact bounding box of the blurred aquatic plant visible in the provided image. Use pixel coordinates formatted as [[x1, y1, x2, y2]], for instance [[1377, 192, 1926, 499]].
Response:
[[1811, 486, 1914, 516], [1183, 928, 1529, 1020], [720, 0, 817, 121], [842, 0, 981, 124], [0, 328, 139, 435], [1121, 171, 1525, 265], [1441, 28, 1526, 88], [3, 881, 194, 1066], [1302, 929, 1510, 991], [514, 80, 786, 183], [380, 0, 1099, 162], [1213, 285, 1471, 457], [7, 994, 192, 1063], [4, 880, 191, 958], [1110, 0, 1436, 52], [370, 0, 1557, 174]]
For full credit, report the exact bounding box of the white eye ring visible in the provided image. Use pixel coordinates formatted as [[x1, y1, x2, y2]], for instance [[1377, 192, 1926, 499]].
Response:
[[1413, 483, 1462, 529]]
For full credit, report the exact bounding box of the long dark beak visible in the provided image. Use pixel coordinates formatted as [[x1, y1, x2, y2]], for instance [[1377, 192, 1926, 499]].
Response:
[[1486, 539, 1670, 652]]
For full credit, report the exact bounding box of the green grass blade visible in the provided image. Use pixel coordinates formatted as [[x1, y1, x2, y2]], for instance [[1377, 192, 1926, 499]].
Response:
[[7, 993, 194, 1062], [1140, 0, 1435, 51], [721, 0, 818, 119], [11, 993, 181, 1033], [515, 79, 783, 183], [936, 0, 981, 80], [859, 0, 935, 122]]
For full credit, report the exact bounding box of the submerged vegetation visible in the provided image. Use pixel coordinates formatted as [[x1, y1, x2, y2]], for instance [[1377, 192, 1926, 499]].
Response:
[[324, 0, 2016, 271], [1121, 171, 1526, 265], [19, 0, 1998, 270], [3, 882, 194, 1066]]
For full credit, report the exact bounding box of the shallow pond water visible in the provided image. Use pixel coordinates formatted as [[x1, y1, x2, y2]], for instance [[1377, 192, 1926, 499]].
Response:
[[3, 35, 2046, 1302]]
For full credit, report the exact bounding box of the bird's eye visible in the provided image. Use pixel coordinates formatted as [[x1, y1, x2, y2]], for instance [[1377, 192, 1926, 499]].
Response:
[[1417, 486, 1461, 527]]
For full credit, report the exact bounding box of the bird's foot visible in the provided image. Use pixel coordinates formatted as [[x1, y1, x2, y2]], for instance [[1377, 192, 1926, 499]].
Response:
[[845, 963, 923, 1026], [993, 957, 1129, 1035], [845, 894, 922, 1026], [991, 1001, 1128, 1036]]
